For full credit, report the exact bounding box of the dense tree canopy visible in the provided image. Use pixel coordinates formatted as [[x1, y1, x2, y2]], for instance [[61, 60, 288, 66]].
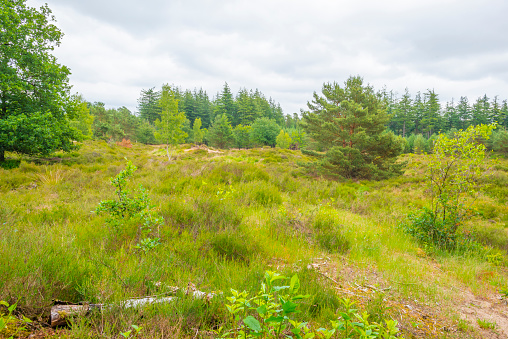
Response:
[[302, 76, 404, 179], [0, 0, 79, 161]]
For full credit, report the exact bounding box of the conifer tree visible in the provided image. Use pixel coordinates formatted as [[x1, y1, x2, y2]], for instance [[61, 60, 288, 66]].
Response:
[[422, 90, 441, 137], [137, 88, 162, 124], [208, 113, 234, 149], [302, 76, 404, 180], [214, 83, 236, 125]]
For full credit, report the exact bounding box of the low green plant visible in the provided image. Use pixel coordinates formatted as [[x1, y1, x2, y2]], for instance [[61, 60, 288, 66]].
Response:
[[499, 287, 508, 300], [215, 271, 402, 339], [476, 318, 496, 330], [0, 300, 31, 339], [96, 161, 163, 251], [120, 324, 143, 338]]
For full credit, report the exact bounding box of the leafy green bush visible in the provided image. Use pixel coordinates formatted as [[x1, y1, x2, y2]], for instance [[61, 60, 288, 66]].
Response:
[[96, 161, 162, 251], [216, 271, 403, 339], [0, 159, 20, 170], [402, 208, 491, 257]]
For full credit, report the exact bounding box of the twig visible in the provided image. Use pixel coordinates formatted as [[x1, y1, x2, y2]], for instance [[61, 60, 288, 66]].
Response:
[[316, 270, 340, 285], [389, 279, 418, 285]]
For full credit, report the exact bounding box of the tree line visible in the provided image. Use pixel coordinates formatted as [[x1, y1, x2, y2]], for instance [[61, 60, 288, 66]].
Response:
[[2, 0, 507, 170], [84, 83, 305, 150], [379, 89, 508, 155], [383, 89, 508, 136]]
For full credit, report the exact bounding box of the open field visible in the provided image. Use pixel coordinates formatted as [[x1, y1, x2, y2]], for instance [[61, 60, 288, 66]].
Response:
[[1, 141, 508, 338]]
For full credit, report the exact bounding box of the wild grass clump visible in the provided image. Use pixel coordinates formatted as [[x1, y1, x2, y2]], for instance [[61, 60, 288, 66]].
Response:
[[313, 207, 350, 254], [208, 231, 260, 264], [247, 182, 282, 207]]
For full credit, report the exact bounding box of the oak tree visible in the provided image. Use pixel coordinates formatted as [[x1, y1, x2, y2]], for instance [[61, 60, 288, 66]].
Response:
[[0, 0, 80, 162]]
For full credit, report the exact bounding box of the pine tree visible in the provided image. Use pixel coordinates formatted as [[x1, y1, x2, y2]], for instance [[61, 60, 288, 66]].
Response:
[[391, 88, 414, 137], [412, 92, 425, 135], [471, 95, 490, 126], [442, 99, 459, 131], [422, 90, 441, 137], [236, 88, 256, 126], [194, 88, 213, 129], [214, 83, 237, 125], [302, 76, 404, 180], [137, 88, 162, 124], [501, 100, 508, 129], [208, 114, 234, 149], [456, 96, 471, 130]]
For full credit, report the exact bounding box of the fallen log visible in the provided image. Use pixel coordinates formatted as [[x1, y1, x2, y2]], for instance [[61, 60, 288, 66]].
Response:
[[50, 286, 216, 327]]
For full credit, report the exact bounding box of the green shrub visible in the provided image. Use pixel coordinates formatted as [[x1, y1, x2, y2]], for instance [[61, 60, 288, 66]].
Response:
[[216, 271, 402, 339], [95, 161, 162, 252], [402, 208, 483, 255], [0, 159, 20, 170]]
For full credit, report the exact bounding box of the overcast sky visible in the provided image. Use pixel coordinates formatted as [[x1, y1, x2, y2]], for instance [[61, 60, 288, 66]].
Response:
[[27, 0, 508, 115]]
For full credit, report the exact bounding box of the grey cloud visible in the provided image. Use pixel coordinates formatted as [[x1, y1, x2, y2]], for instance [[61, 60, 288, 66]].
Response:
[[26, 0, 508, 114]]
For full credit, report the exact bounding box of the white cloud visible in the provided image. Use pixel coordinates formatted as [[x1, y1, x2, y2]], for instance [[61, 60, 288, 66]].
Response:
[[27, 0, 508, 114]]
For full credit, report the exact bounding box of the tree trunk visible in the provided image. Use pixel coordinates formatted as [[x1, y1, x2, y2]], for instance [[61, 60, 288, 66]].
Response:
[[166, 144, 171, 161], [0, 149, 4, 162]]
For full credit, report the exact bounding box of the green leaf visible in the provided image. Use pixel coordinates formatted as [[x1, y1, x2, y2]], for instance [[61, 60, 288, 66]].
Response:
[[256, 305, 267, 316], [265, 316, 284, 323], [291, 327, 301, 334], [243, 316, 262, 332], [289, 274, 300, 294], [120, 330, 131, 338], [282, 301, 298, 314]]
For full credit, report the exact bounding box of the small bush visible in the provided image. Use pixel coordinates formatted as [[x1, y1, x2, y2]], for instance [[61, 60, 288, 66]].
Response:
[[0, 159, 21, 170], [402, 208, 486, 256]]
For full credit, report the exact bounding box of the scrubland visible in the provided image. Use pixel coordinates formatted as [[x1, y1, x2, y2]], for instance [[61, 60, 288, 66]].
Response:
[[1, 141, 507, 338]]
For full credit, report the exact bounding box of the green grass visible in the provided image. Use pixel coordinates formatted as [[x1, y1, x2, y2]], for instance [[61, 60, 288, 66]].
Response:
[[0, 141, 507, 338]]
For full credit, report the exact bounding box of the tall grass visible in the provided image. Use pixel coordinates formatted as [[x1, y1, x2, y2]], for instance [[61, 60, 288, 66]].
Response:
[[0, 142, 507, 338]]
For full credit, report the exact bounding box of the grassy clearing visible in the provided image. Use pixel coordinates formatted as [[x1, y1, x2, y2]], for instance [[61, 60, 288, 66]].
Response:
[[1, 141, 507, 338]]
